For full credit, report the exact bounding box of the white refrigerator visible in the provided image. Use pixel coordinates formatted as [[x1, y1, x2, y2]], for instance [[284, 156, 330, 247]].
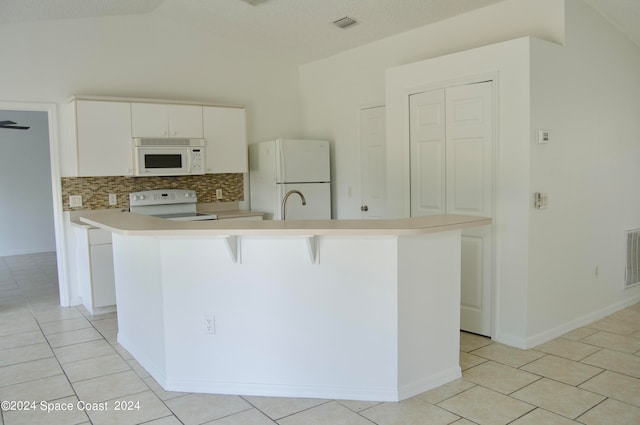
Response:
[[249, 139, 331, 220]]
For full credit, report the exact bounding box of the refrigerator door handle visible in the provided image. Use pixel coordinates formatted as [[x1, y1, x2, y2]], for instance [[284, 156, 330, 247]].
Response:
[[278, 141, 286, 183]]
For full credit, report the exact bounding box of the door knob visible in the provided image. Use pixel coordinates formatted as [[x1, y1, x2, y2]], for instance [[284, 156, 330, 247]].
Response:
[[360, 205, 369, 212]]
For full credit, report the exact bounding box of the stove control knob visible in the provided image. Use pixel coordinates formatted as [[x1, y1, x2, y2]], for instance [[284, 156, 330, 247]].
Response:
[[132, 195, 138, 201]]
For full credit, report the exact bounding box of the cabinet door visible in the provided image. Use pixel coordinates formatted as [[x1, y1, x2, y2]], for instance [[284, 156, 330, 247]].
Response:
[[168, 104, 203, 138], [203, 107, 247, 173], [76, 100, 133, 176], [131, 103, 169, 137], [90, 244, 116, 308]]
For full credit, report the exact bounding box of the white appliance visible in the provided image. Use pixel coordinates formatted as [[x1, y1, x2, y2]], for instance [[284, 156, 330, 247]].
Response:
[[250, 139, 331, 220], [133, 138, 205, 176], [129, 189, 217, 221]]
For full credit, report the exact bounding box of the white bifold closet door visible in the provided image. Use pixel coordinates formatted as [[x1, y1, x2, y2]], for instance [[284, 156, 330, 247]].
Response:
[[409, 81, 494, 336]]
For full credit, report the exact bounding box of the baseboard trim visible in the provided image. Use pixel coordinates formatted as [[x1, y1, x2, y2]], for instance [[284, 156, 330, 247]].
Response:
[[524, 296, 640, 348]]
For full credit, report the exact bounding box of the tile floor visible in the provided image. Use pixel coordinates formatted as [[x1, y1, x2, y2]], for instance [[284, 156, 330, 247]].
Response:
[[1, 252, 639, 424]]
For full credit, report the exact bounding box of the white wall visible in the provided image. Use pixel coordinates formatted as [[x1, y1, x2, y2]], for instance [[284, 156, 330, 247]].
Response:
[[299, 0, 564, 219], [0, 110, 56, 256], [0, 13, 302, 304], [0, 14, 301, 144], [527, 0, 640, 343]]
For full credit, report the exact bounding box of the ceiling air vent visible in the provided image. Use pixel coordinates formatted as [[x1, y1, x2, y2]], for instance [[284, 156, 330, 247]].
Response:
[[239, 0, 268, 6], [333, 16, 358, 29]]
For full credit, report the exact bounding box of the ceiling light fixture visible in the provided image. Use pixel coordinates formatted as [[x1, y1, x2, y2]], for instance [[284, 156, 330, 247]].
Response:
[[0, 120, 30, 130], [333, 16, 358, 29]]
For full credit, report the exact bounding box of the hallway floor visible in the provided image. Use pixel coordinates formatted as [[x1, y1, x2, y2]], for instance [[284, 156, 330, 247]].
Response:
[[1, 252, 639, 424]]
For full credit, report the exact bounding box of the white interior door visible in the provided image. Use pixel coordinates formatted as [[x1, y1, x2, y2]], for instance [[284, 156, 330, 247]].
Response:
[[409, 81, 494, 336], [360, 106, 387, 218], [409, 89, 446, 216]]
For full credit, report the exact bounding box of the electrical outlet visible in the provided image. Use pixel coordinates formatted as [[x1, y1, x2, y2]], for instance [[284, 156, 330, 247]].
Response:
[[203, 314, 216, 334], [215, 189, 223, 199], [108, 194, 117, 206], [69, 195, 82, 208]]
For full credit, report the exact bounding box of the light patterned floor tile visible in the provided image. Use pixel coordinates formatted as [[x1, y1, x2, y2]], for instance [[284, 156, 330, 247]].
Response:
[[62, 353, 130, 382], [438, 386, 534, 425], [85, 390, 172, 425], [581, 331, 640, 353], [510, 408, 581, 425], [140, 416, 183, 425], [462, 361, 540, 394], [0, 357, 63, 387], [415, 378, 475, 404], [470, 343, 545, 368], [533, 338, 600, 361], [32, 307, 83, 324], [243, 396, 327, 420], [1, 395, 89, 425], [91, 318, 118, 333], [337, 399, 382, 412], [46, 328, 103, 348], [0, 316, 40, 337], [39, 317, 92, 336], [579, 371, 640, 407], [460, 351, 487, 370], [143, 376, 188, 401], [521, 355, 602, 386], [589, 315, 637, 335], [72, 370, 148, 402], [0, 342, 53, 367], [277, 401, 373, 425], [511, 378, 605, 419], [0, 374, 74, 403], [165, 393, 251, 425], [360, 397, 459, 425], [581, 349, 640, 378], [127, 358, 150, 379], [53, 339, 116, 364], [561, 327, 599, 341], [207, 408, 277, 424], [460, 332, 492, 352], [576, 398, 640, 425]]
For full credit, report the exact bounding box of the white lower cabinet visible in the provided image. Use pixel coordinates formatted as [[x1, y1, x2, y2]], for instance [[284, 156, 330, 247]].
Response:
[[75, 227, 116, 314]]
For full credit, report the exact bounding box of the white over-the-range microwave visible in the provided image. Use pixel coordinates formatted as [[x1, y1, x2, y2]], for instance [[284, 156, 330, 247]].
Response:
[[133, 138, 205, 176]]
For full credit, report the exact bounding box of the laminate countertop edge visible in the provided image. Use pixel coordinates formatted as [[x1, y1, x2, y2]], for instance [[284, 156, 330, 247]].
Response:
[[78, 210, 491, 237]]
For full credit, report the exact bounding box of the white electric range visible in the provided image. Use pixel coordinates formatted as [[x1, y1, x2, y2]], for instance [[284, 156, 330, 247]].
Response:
[[129, 189, 217, 221]]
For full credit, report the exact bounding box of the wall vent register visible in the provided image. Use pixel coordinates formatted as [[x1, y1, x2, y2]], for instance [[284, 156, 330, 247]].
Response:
[[626, 229, 640, 287]]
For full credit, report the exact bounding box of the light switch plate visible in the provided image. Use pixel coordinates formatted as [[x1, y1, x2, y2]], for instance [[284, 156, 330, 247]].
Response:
[[537, 129, 550, 144], [215, 189, 223, 199], [108, 194, 117, 206]]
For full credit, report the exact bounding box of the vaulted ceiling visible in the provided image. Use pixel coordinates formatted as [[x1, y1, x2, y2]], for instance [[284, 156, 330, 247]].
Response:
[[1, 0, 638, 64]]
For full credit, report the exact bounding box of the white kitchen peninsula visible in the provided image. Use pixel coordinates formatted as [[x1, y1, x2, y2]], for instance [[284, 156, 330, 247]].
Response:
[[81, 211, 490, 402]]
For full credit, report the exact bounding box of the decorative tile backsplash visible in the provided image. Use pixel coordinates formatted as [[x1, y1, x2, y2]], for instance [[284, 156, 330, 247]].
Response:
[[61, 174, 243, 211]]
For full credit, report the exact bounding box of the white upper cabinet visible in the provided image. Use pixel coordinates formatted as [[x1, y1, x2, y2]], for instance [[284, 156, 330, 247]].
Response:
[[131, 103, 203, 138], [74, 100, 133, 177], [203, 106, 248, 173]]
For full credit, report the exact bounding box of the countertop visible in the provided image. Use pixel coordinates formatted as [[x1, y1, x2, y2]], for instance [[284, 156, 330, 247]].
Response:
[[70, 207, 264, 229], [79, 209, 491, 237]]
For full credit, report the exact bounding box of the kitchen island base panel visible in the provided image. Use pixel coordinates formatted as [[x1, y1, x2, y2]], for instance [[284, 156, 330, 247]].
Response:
[[111, 231, 462, 402]]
